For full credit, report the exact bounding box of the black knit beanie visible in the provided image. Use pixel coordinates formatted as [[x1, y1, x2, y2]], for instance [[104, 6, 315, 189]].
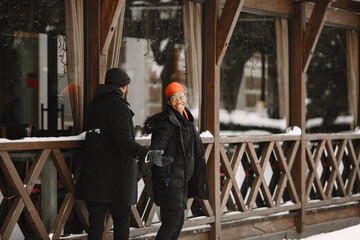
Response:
[[105, 68, 131, 87]]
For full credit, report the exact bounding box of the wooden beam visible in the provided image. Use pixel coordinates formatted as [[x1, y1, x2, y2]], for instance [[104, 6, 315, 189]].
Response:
[[216, 0, 244, 65], [312, 0, 360, 13], [205, 0, 221, 239], [305, 3, 360, 29], [88, 0, 101, 100], [240, 0, 360, 29], [100, 0, 124, 55], [293, 1, 306, 233], [88, 0, 124, 99], [302, 0, 331, 72]]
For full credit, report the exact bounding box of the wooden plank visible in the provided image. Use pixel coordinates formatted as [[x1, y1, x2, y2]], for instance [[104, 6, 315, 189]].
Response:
[[50, 149, 76, 193], [242, 0, 295, 15], [0, 150, 49, 239], [346, 140, 360, 194], [273, 142, 299, 205], [305, 195, 360, 209], [0, 198, 24, 240], [220, 179, 232, 212], [100, 0, 124, 55], [241, 0, 360, 28], [220, 133, 360, 144], [292, 1, 306, 233], [324, 140, 346, 198], [51, 193, 75, 239], [0, 151, 50, 239], [302, 0, 331, 72], [205, 0, 221, 239], [23, 149, 51, 189], [74, 200, 90, 232], [305, 2, 360, 29], [198, 199, 214, 217], [0, 140, 83, 151], [144, 202, 157, 227], [305, 202, 360, 225], [220, 134, 301, 144], [219, 145, 246, 212], [131, 205, 144, 228], [246, 143, 273, 209], [89, 0, 101, 100], [305, 142, 326, 200], [331, 0, 360, 13], [216, 0, 244, 65], [221, 203, 301, 222]]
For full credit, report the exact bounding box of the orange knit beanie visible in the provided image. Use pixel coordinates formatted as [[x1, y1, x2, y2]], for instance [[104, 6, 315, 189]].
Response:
[[165, 82, 185, 99]]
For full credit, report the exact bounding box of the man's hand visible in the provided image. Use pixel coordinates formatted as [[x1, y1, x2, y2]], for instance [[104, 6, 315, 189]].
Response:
[[147, 150, 173, 167]]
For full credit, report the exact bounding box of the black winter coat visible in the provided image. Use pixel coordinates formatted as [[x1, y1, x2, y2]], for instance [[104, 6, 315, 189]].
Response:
[[145, 106, 209, 210], [76, 84, 149, 205]]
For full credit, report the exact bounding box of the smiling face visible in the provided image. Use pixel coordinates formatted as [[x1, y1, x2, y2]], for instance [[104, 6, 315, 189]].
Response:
[[167, 91, 187, 115]]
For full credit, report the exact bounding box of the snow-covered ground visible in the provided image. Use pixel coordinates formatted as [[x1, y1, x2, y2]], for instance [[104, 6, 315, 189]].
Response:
[[301, 223, 360, 240]]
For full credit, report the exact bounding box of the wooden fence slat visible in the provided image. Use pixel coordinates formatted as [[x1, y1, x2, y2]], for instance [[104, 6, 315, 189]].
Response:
[[273, 141, 299, 205], [50, 193, 75, 239], [220, 145, 246, 212], [0, 151, 49, 240], [324, 140, 346, 198], [346, 140, 360, 194], [305, 142, 326, 200]]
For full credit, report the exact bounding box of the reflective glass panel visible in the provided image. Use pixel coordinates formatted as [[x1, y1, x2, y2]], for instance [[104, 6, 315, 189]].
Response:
[[0, 1, 71, 138], [220, 12, 287, 135], [306, 26, 350, 133]]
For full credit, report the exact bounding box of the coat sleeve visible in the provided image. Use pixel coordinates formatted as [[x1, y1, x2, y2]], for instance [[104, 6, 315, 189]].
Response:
[[108, 101, 149, 161], [149, 120, 174, 151]]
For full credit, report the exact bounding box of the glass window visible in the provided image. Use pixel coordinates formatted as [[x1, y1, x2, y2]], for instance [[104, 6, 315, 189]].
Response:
[[122, 0, 187, 133], [306, 26, 351, 133], [220, 12, 288, 135], [0, 0, 71, 139]]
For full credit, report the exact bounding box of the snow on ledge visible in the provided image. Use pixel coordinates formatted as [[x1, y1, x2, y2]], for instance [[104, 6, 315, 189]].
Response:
[[0, 132, 86, 143], [200, 130, 213, 138]]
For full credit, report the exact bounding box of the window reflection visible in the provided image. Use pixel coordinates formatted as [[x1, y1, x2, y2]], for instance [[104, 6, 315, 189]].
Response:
[[306, 26, 352, 133], [122, 0, 186, 131], [220, 12, 287, 135], [0, 1, 71, 139]]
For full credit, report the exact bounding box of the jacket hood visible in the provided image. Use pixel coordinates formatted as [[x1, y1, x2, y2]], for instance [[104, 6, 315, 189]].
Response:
[[93, 84, 124, 100], [144, 105, 194, 134]]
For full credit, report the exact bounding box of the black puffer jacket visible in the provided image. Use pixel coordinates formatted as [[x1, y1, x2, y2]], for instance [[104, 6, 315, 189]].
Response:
[[76, 84, 149, 205], [145, 106, 209, 210]]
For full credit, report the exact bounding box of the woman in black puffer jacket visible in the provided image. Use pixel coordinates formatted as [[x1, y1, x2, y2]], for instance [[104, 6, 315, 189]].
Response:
[[144, 82, 209, 240]]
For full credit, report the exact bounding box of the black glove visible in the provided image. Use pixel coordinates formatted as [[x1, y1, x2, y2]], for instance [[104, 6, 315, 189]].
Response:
[[147, 150, 173, 167]]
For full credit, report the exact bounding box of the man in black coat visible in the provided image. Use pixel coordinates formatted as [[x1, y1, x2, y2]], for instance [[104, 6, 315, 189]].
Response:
[[76, 68, 172, 240]]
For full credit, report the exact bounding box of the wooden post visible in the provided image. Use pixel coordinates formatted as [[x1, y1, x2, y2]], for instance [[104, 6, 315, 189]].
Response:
[[293, 2, 306, 233], [88, 0, 124, 100], [292, 0, 331, 233], [88, 0, 102, 100], [206, 0, 221, 239]]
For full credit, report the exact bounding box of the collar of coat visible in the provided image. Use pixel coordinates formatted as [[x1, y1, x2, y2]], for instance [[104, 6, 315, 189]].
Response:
[[144, 105, 194, 134], [93, 84, 130, 106]]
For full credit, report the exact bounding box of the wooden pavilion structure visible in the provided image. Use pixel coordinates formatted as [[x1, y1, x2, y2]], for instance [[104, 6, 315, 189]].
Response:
[[1, 0, 360, 239]]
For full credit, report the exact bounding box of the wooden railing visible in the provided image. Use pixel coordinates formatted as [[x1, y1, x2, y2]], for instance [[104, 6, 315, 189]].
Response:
[[218, 134, 302, 222], [0, 132, 360, 239], [304, 134, 360, 208], [0, 139, 87, 240]]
